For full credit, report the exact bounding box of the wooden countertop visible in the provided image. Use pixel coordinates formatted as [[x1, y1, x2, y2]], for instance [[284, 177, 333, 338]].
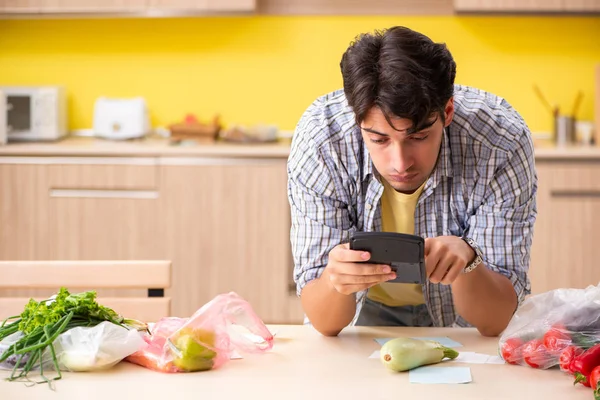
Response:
[[533, 140, 600, 160], [1, 136, 600, 160], [0, 136, 292, 159], [0, 325, 591, 400]]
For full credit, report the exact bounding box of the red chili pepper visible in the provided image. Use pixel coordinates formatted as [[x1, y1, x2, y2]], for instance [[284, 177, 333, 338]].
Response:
[[500, 337, 524, 365], [559, 345, 583, 373], [543, 323, 571, 354]]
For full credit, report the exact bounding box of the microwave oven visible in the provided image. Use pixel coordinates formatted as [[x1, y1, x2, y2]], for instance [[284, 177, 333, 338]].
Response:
[[0, 85, 67, 142]]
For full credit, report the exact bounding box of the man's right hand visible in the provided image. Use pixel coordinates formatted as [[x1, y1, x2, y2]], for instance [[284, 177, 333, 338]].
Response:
[[324, 242, 397, 295]]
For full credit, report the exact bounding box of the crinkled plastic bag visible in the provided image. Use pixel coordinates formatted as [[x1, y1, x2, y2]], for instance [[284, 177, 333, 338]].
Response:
[[0, 321, 145, 372], [0, 331, 27, 370], [498, 284, 600, 370], [49, 321, 145, 372], [125, 292, 274, 373]]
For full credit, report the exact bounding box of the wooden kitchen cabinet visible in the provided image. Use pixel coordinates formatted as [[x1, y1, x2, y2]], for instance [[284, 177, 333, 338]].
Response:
[[45, 163, 161, 261], [257, 0, 453, 15], [454, 0, 563, 11], [0, 154, 303, 324], [0, 164, 50, 260], [158, 159, 303, 324], [205, 0, 255, 11], [529, 161, 600, 294], [0, 0, 147, 13], [0, 163, 51, 300], [454, 0, 600, 11], [0, 0, 255, 14], [0, 0, 43, 12], [1, 162, 162, 301], [564, 0, 600, 11], [39, 0, 147, 13], [147, 0, 255, 12]]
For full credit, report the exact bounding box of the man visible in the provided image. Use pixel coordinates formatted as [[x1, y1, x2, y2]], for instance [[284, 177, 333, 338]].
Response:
[[287, 26, 537, 337]]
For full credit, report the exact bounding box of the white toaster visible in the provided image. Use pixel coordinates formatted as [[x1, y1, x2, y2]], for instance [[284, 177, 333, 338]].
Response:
[[93, 97, 150, 140]]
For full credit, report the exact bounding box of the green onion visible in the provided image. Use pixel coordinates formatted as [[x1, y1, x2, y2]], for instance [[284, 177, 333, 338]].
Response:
[[0, 287, 147, 388]]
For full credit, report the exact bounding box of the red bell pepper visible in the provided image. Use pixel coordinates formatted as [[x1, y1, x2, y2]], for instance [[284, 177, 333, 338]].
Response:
[[543, 323, 571, 354], [574, 372, 591, 387], [572, 343, 600, 387], [559, 345, 583, 373], [522, 339, 552, 369], [500, 337, 524, 365], [590, 366, 600, 400]]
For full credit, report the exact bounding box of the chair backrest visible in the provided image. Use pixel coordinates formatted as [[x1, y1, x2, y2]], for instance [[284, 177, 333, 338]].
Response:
[[0, 260, 172, 323]]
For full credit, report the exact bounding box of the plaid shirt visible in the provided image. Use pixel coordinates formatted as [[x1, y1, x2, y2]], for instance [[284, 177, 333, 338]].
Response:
[[287, 85, 538, 328]]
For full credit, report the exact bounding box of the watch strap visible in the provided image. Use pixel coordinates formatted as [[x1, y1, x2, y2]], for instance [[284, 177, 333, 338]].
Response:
[[461, 237, 483, 273]]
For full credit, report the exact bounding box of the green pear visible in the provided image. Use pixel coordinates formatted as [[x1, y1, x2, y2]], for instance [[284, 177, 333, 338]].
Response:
[[170, 327, 217, 372]]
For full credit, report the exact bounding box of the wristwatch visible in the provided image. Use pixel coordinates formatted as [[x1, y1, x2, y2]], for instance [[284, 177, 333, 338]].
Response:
[[461, 237, 483, 273]]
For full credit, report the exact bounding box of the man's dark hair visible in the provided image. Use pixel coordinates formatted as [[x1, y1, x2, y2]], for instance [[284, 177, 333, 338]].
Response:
[[340, 26, 456, 133]]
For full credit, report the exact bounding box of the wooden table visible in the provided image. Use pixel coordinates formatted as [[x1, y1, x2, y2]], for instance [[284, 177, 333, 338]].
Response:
[[0, 325, 592, 400]]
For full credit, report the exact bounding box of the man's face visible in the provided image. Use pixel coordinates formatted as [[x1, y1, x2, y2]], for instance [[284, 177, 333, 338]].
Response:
[[360, 98, 454, 194]]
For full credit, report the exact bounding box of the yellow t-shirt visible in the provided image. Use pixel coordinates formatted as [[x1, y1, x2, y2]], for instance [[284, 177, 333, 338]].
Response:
[[366, 178, 426, 307]]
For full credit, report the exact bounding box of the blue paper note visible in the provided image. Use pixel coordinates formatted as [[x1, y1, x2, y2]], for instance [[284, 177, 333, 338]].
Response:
[[375, 336, 463, 348], [409, 367, 472, 384]]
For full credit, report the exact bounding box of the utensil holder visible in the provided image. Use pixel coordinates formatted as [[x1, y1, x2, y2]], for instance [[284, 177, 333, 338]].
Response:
[[555, 115, 576, 147]]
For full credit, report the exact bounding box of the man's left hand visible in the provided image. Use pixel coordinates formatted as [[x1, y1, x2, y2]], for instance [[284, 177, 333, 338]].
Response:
[[424, 236, 476, 285]]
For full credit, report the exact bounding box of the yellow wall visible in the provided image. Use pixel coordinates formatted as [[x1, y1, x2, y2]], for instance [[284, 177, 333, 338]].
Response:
[[0, 16, 598, 133]]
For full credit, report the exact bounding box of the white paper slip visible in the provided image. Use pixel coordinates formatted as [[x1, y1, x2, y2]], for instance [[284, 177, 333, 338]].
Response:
[[452, 352, 505, 365], [453, 352, 490, 364], [229, 330, 278, 359], [375, 336, 463, 348], [409, 366, 472, 384], [486, 355, 506, 365], [413, 337, 463, 348], [368, 350, 381, 359]]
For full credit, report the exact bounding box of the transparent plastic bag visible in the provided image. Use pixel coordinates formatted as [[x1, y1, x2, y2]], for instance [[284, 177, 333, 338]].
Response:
[[498, 284, 600, 370], [0, 321, 145, 372], [125, 292, 274, 373], [48, 321, 146, 372], [0, 331, 27, 370]]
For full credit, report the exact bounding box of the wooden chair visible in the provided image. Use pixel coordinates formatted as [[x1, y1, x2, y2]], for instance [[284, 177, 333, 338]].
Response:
[[0, 260, 171, 323]]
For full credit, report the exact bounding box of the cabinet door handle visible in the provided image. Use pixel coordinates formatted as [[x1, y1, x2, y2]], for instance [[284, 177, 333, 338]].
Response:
[[50, 189, 159, 199], [551, 190, 600, 198]]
